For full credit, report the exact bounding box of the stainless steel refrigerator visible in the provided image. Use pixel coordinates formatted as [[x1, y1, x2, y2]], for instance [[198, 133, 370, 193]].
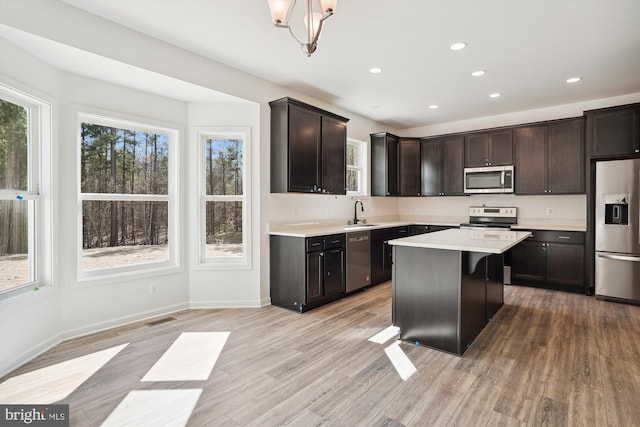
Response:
[[595, 158, 640, 303]]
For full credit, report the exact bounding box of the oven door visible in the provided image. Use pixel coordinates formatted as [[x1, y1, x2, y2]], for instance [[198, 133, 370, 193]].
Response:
[[464, 166, 514, 194]]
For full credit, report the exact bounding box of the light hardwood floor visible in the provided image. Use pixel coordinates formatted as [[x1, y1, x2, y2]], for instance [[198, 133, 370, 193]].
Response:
[[3, 282, 640, 426]]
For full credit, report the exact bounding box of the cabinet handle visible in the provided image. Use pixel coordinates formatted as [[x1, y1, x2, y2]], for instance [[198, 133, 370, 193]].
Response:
[[311, 242, 321, 247], [558, 236, 571, 240], [330, 239, 341, 244]]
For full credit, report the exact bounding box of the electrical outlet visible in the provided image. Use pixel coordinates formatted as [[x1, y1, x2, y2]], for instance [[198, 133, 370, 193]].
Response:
[[149, 283, 158, 295], [546, 207, 553, 216]]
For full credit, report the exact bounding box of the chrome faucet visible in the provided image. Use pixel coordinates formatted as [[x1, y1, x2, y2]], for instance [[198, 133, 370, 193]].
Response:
[[353, 200, 364, 224]]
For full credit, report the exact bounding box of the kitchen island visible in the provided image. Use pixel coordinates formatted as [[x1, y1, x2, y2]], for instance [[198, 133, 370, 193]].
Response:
[[389, 228, 531, 355]]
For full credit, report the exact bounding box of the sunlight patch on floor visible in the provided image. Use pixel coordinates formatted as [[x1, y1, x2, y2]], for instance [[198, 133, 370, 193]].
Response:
[[100, 389, 202, 427], [0, 344, 128, 404], [384, 341, 417, 381], [368, 325, 399, 344], [141, 332, 229, 382]]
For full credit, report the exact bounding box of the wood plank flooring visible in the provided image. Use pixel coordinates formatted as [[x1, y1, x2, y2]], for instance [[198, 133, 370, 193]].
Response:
[[2, 282, 640, 426]]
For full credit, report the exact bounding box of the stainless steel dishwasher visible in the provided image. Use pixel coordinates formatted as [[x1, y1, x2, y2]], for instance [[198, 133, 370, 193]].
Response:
[[346, 231, 371, 292]]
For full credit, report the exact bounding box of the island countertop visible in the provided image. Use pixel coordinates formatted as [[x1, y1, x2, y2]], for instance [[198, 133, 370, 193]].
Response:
[[388, 228, 532, 254]]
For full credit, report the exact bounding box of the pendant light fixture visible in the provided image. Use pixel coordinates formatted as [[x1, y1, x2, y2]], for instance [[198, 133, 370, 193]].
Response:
[[267, 0, 337, 57]]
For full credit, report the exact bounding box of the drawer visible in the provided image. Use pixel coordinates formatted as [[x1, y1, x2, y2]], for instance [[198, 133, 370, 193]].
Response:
[[306, 237, 324, 252], [372, 228, 397, 241], [527, 230, 585, 244], [323, 234, 346, 249]]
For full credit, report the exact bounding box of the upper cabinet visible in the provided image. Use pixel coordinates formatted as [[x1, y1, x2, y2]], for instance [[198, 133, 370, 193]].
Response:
[[399, 138, 421, 196], [464, 129, 513, 167], [270, 97, 349, 194], [586, 103, 640, 158], [371, 132, 400, 196], [514, 117, 584, 195], [421, 135, 465, 196]]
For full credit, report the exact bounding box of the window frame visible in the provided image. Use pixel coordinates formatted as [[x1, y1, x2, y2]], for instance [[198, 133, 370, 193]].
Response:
[[76, 112, 180, 282], [346, 138, 367, 196], [195, 127, 251, 270], [0, 82, 51, 302]]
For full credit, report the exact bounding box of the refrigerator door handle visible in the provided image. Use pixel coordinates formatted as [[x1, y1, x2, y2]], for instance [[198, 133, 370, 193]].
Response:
[[597, 253, 640, 262]]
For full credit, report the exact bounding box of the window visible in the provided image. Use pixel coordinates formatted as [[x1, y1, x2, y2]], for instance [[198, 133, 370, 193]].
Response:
[[197, 128, 250, 268], [347, 138, 366, 195], [78, 114, 178, 278], [0, 84, 49, 299]]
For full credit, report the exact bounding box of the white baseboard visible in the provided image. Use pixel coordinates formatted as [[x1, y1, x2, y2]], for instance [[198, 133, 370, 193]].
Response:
[[189, 298, 270, 309], [60, 302, 190, 341], [1, 333, 63, 378]]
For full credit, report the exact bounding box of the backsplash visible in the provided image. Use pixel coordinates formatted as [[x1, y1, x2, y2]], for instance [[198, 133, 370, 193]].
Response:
[[268, 193, 586, 226], [398, 194, 586, 223]]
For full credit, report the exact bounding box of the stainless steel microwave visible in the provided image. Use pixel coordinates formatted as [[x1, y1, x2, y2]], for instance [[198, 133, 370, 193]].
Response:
[[464, 165, 514, 194]]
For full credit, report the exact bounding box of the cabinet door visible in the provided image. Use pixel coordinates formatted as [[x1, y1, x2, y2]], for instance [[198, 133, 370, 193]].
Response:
[[383, 241, 393, 281], [442, 136, 465, 195], [514, 125, 547, 194], [321, 116, 347, 194], [546, 243, 585, 288], [488, 129, 513, 166], [464, 133, 490, 167], [547, 118, 584, 194], [387, 135, 400, 196], [421, 139, 442, 196], [588, 105, 640, 158], [371, 133, 399, 196], [371, 239, 386, 284], [306, 251, 323, 305], [511, 240, 546, 282], [399, 138, 421, 196], [289, 105, 321, 192], [323, 248, 345, 298]]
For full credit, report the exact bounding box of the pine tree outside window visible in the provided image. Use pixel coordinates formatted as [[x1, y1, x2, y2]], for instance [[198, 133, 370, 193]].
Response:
[[78, 113, 178, 279], [0, 84, 50, 300], [197, 128, 251, 269]]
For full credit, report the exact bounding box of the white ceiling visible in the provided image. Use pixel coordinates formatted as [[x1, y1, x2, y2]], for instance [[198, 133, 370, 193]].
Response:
[[50, 0, 640, 128]]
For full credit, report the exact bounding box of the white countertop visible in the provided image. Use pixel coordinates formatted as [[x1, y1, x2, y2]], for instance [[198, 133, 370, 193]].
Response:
[[268, 217, 584, 237], [388, 229, 532, 254]]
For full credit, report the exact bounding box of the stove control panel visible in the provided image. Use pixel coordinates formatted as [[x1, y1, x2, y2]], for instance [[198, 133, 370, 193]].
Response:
[[469, 206, 517, 218]]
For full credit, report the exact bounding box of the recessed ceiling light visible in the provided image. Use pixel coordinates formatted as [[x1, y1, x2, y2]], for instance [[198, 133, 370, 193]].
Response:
[[369, 67, 383, 74], [489, 92, 501, 98], [449, 42, 467, 51], [566, 77, 582, 83], [429, 104, 439, 109], [472, 70, 486, 77]]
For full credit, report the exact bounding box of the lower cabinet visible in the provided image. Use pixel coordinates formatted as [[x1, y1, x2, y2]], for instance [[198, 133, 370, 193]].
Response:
[[371, 226, 409, 285], [270, 233, 345, 312], [511, 230, 585, 292]]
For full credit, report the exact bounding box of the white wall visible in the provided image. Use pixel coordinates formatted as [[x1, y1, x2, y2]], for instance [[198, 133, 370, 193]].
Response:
[[57, 73, 191, 337], [0, 37, 61, 376], [187, 102, 264, 307]]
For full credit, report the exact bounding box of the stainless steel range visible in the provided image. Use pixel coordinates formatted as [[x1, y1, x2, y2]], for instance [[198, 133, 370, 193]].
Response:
[[460, 206, 518, 230]]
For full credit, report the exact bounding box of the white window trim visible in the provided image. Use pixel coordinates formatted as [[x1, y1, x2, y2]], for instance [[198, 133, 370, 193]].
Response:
[[76, 112, 180, 282], [0, 81, 52, 302], [195, 126, 251, 270], [346, 138, 367, 196]]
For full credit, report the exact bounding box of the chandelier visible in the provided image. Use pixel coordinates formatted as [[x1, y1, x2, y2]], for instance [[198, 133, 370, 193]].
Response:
[[267, 0, 338, 57]]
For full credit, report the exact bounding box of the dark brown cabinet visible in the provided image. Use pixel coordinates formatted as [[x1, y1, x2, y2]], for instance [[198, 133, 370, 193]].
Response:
[[586, 103, 640, 158], [399, 138, 421, 196], [421, 136, 465, 196], [514, 117, 584, 195], [371, 226, 408, 285], [371, 132, 400, 196], [270, 233, 345, 312], [511, 230, 585, 291], [464, 129, 513, 167], [270, 97, 348, 194]]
